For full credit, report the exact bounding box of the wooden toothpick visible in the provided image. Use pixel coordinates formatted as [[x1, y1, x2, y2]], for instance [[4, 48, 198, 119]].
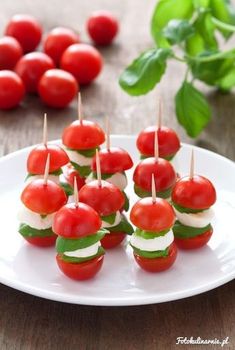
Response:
[[43, 153, 50, 185], [154, 127, 159, 162], [157, 97, 162, 129], [151, 174, 156, 203], [96, 149, 102, 187], [189, 149, 194, 179], [74, 177, 79, 207], [78, 92, 83, 122], [106, 115, 110, 151], [43, 113, 48, 146]]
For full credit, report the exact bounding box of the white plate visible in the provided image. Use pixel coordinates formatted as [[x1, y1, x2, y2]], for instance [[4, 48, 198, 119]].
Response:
[[0, 136, 234, 306]]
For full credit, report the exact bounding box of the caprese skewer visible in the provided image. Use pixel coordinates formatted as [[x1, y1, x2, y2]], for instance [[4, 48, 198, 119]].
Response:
[[62, 93, 105, 181], [79, 150, 133, 249], [172, 150, 216, 249], [18, 154, 67, 247], [53, 178, 108, 280], [136, 100, 180, 160], [133, 128, 176, 199], [130, 175, 177, 272]]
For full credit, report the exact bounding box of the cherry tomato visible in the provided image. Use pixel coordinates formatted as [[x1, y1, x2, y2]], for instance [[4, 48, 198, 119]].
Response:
[[0, 70, 25, 109], [87, 11, 119, 46], [56, 254, 104, 280], [0, 36, 23, 70], [53, 203, 101, 238], [79, 180, 124, 216], [5, 14, 42, 53], [15, 52, 55, 93], [43, 27, 80, 66], [134, 243, 177, 272], [92, 147, 133, 174], [38, 68, 78, 108], [63, 164, 86, 189], [133, 157, 176, 192], [62, 120, 105, 149], [137, 126, 180, 159], [27, 144, 69, 174], [21, 179, 67, 214], [175, 229, 213, 250], [130, 197, 175, 232], [24, 235, 57, 247], [172, 175, 216, 210], [60, 43, 103, 85], [101, 232, 125, 249]]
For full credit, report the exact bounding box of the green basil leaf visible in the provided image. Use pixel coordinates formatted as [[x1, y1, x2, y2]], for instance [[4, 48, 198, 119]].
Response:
[[19, 223, 55, 238], [56, 229, 108, 253], [66, 147, 98, 158], [193, 0, 210, 9], [109, 215, 134, 235], [140, 152, 175, 161], [195, 12, 218, 50], [172, 202, 206, 213], [119, 48, 172, 96], [60, 182, 74, 196], [211, 0, 235, 39], [186, 32, 206, 56], [70, 161, 91, 177], [134, 184, 172, 199], [92, 171, 113, 180], [131, 245, 169, 258], [101, 213, 116, 225], [151, 0, 194, 47], [122, 191, 130, 211], [173, 220, 212, 238], [163, 19, 194, 45], [175, 81, 211, 137], [50, 168, 63, 176], [135, 228, 170, 239], [60, 246, 105, 264], [40, 214, 47, 219]]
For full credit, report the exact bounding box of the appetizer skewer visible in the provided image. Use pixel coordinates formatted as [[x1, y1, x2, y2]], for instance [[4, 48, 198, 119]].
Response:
[[172, 150, 216, 249], [130, 175, 177, 272], [79, 150, 133, 249], [18, 154, 67, 247], [53, 178, 108, 280]]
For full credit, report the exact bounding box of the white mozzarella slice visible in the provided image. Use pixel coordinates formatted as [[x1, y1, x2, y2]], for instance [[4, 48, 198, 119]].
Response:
[[65, 149, 92, 166], [64, 242, 100, 258], [18, 204, 55, 229], [105, 172, 127, 191], [130, 230, 174, 251], [101, 211, 122, 228], [174, 208, 214, 228], [25, 174, 60, 185]]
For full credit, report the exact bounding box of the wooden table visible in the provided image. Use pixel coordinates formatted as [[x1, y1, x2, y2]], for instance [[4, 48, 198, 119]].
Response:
[[0, 1, 234, 349]]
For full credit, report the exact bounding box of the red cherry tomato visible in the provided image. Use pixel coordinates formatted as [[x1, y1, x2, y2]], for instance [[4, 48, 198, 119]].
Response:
[[0, 36, 23, 70], [0, 70, 25, 109], [101, 232, 125, 249], [134, 243, 177, 272], [53, 203, 101, 238], [130, 197, 175, 232], [63, 164, 86, 189], [60, 43, 103, 85], [5, 14, 42, 53], [172, 175, 216, 210], [15, 52, 55, 93], [38, 69, 78, 108], [87, 11, 119, 46], [24, 235, 57, 247], [27, 144, 69, 174], [79, 180, 124, 216], [62, 120, 105, 149], [137, 126, 180, 159], [21, 179, 67, 214], [92, 147, 133, 174], [43, 27, 80, 66], [56, 254, 104, 280], [175, 229, 213, 250], [133, 157, 176, 192]]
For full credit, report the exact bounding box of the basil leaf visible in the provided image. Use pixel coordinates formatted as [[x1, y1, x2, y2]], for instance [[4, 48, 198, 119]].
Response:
[[186, 32, 206, 56], [211, 0, 235, 39], [151, 0, 194, 47], [173, 220, 212, 238], [194, 12, 218, 51], [193, 0, 210, 9], [163, 19, 194, 45], [19, 223, 55, 238], [92, 171, 113, 180], [60, 182, 74, 196], [50, 168, 63, 176], [56, 229, 108, 253], [101, 213, 116, 225], [172, 202, 206, 213], [131, 245, 169, 259], [60, 246, 105, 264], [135, 228, 170, 239], [119, 48, 172, 96], [134, 184, 172, 199], [40, 214, 47, 219], [70, 161, 91, 177], [175, 81, 211, 137], [109, 215, 134, 235], [122, 191, 129, 211], [66, 147, 98, 158], [217, 66, 235, 91]]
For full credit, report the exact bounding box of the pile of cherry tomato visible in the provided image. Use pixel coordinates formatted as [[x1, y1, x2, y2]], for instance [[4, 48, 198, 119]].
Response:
[[0, 12, 119, 110]]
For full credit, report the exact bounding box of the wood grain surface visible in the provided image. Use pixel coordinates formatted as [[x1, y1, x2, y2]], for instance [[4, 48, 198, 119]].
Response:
[[0, 1, 234, 349]]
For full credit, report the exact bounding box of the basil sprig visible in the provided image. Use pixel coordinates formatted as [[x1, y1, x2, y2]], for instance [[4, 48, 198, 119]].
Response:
[[173, 220, 212, 239], [19, 223, 55, 238]]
